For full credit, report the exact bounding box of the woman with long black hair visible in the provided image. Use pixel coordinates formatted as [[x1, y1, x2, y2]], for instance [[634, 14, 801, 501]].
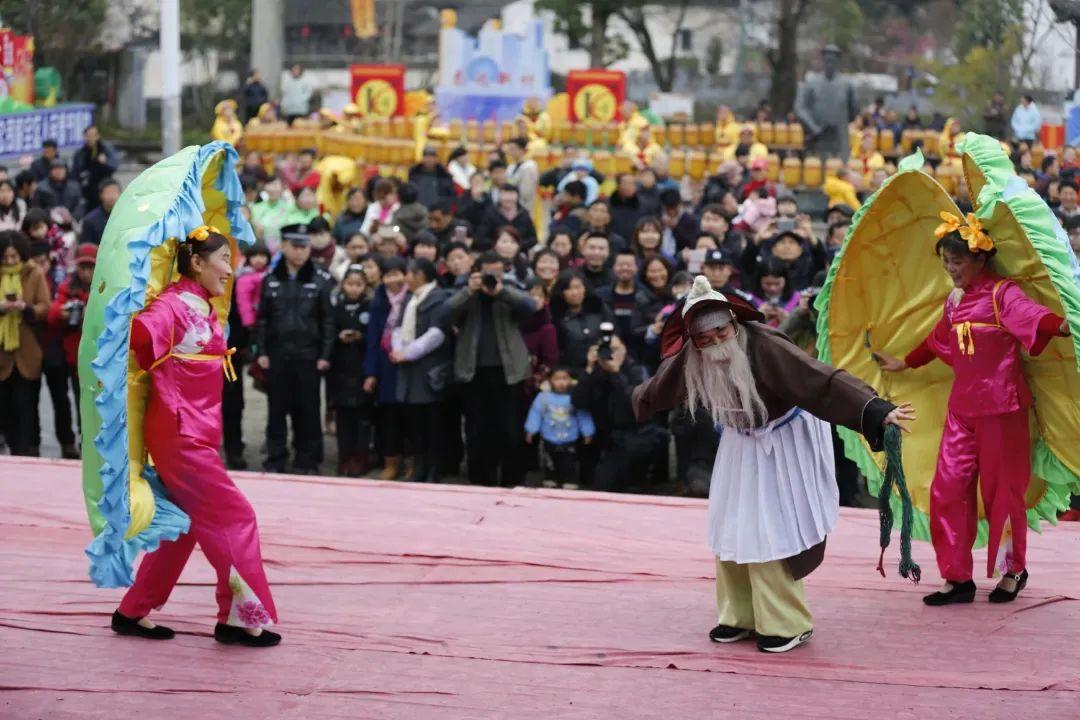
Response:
[[0, 231, 50, 456], [0, 179, 26, 231], [629, 255, 674, 375], [549, 269, 611, 375]]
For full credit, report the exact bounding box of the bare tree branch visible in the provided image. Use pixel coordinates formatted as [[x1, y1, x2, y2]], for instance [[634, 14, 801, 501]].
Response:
[[615, 0, 695, 91], [1016, 0, 1052, 87], [664, 0, 692, 90]]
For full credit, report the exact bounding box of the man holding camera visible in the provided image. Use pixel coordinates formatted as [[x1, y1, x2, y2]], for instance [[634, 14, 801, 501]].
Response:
[[571, 330, 666, 492], [448, 251, 537, 486], [45, 243, 97, 458]]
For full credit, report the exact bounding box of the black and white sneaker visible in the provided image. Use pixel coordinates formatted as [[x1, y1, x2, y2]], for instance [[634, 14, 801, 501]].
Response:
[[708, 624, 752, 643], [756, 629, 813, 653]]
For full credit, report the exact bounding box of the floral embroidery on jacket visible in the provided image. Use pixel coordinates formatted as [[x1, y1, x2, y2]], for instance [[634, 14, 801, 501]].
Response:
[[174, 291, 213, 353]]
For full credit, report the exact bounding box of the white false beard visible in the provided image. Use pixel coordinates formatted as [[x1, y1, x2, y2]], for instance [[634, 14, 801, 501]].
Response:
[[684, 331, 768, 431]]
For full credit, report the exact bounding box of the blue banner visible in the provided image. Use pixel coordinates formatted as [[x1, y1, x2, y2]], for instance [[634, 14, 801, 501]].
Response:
[[0, 104, 95, 156]]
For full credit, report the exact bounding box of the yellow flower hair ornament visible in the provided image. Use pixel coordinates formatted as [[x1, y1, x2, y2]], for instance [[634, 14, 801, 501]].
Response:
[[933, 211, 994, 252], [933, 211, 962, 239], [187, 225, 221, 243], [958, 213, 994, 252]]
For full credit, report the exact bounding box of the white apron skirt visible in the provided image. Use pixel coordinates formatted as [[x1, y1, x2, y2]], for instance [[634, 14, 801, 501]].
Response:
[[708, 407, 838, 564]]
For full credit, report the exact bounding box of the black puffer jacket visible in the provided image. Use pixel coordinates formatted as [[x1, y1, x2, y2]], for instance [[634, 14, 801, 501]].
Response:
[[570, 359, 648, 438], [551, 294, 612, 373], [408, 163, 456, 208], [475, 203, 538, 251], [609, 192, 645, 242], [255, 259, 335, 360], [329, 295, 372, 407], [628, 285, 671, 373]]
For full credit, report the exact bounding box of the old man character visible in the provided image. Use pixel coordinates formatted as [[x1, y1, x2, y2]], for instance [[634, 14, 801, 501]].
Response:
[[632, 277, 914, 652]]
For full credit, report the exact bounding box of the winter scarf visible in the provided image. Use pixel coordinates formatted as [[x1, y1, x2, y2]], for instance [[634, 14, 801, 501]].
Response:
[[0, 263, 23, 351], [380, 285, 409, 353], [401, 281, 435, 344]]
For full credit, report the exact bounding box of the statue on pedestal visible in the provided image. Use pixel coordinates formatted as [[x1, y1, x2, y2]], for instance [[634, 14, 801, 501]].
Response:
[[795, 44, 856, 160]]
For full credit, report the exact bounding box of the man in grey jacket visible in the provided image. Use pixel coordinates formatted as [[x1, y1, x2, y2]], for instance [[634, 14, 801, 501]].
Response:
[[448, 250, 537, 486]]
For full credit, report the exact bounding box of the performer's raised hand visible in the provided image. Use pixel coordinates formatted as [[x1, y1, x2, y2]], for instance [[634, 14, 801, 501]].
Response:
[[884, 402, 916, 433]]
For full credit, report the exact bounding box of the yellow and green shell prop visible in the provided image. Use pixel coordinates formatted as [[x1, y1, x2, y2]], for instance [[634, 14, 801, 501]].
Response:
[[79, 142, 254, 587], [816, 133, 1080, 544]]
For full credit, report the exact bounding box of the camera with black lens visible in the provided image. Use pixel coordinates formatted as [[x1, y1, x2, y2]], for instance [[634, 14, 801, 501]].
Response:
[[481, 272, 498, 291], [597, 321, 615, 361], [65, 299, 84, 327]]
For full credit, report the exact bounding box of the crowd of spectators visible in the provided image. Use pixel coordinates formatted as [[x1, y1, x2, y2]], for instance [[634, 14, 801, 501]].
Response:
[[0, 124, 118, 461], [208, 130, 852, 497], [4, 102, 1079, 512]]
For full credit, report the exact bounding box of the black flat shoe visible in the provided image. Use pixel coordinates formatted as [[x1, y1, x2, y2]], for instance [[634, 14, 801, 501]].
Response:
[[757, 629, 814, 653], [922, 580, 977, 606], [214, 623, 281, 647], [709, 624, 752, 643], [111, 610, 175, 640], [988, 570, 1028, 603]]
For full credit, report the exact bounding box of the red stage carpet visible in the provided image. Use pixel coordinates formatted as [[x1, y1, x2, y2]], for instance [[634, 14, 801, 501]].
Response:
[[2, 456, 1078, 718]]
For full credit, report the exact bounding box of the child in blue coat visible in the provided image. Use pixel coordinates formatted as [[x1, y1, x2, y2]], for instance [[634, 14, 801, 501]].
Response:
[[525, 366, 595, 489]]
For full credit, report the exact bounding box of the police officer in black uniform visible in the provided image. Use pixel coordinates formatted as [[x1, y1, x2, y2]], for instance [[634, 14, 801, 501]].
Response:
[[254, 224, 335, 474]]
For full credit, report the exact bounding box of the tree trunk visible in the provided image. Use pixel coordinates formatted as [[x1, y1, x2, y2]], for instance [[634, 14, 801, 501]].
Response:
[[589, 5, 609, 68], [618, 1, 690, 93], [768, 0, 807, 116]]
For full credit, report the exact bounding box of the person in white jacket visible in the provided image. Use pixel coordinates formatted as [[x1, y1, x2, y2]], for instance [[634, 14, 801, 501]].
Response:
[[280, 64, 313, 125], [1010, 95, 1042, 144]]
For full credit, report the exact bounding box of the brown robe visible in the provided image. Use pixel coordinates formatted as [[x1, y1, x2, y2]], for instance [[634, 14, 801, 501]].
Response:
[[632, 321, 894, 579]]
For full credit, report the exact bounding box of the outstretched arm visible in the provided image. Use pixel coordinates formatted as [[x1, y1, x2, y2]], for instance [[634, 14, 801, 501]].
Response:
[[755, 328, 905, 451], [630, 343, 690, 422], [996, 281, 1069, 356]]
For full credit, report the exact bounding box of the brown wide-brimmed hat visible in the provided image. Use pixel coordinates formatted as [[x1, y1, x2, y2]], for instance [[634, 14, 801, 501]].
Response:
[[660, 276, 764, 358]]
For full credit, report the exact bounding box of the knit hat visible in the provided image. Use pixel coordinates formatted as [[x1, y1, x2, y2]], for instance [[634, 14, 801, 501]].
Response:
[[75, 243, 98, 266], [689, 307, 733, 333], [681, 275, 762, 323]]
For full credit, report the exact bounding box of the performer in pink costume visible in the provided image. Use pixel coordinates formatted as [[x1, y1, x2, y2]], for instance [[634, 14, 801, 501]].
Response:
[[877, 213, 1069, 606], [111, 226, 280, 647]]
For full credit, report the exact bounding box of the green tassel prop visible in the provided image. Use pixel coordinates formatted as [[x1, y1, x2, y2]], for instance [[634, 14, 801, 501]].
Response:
[[876, 425, 922, 584]]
